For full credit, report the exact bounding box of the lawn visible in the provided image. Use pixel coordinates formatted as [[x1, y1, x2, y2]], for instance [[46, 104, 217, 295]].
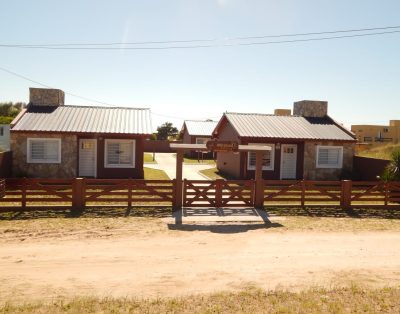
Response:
[[143, 167, 169, 180], [357, 143, 400, 160], [143, 153, 156, 163], [1, 286, 399, 313], [199, 167, 235, 180]]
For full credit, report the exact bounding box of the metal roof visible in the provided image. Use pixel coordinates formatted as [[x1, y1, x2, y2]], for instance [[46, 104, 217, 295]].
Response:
[[224, 112, 356, 141], [12, 105, 152, 135], [184, 120, 218, 136]]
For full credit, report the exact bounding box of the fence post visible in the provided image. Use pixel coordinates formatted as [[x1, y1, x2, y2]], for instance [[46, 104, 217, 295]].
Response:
[[128, 178, 133, 210], [72, 177, 85, 213], [341, 180, 352, 210], [254, 151, 264, 209], [384, 182, 389, 207], [215, 179, 223, 208], [21, 177, 27, 210], [174, 150, 183, 211]]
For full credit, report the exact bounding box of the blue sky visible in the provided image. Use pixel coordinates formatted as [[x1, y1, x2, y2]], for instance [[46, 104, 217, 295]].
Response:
[[0, 0, 399, 130]]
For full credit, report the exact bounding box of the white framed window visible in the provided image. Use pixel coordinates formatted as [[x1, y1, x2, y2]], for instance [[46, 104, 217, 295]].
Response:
[[316, 145, 343, 168], [247, 143, 275, 171], [105, 139, 135, 168], [195, 137, 210, 145], [27, 138, 61, 164]]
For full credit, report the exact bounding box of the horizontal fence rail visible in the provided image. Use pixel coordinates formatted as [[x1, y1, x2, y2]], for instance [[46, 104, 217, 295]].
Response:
[[0, 178, 400, 212], [0, 178, 175, 212]]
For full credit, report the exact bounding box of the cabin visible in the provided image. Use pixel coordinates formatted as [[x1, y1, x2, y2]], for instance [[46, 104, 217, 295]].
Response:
[[180, 119, 218, 158], [212, 101, 356, 180], [10, 88, 152, 178]]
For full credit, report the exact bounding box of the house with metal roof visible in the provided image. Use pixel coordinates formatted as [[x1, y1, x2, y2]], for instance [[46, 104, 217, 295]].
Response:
[[180, 119, 218, 158], [212, 101, 356, 180], [10, 88, 152, 178]]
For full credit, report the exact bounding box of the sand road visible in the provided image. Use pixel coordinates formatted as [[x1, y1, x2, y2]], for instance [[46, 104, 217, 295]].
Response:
[[1, 224, 400, 301]]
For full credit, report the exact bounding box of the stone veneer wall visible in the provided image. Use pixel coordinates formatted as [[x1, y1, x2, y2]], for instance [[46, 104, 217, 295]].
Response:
[[293, 101, 328, 118], [303, 141, 354, 180], [11, 133, 77, 178], [29, 88, 65, 106]]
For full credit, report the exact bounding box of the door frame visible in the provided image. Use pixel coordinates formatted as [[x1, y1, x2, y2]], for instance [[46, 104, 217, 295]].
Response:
[[280, 144, 297, 180], [78, 138, 97, 178]]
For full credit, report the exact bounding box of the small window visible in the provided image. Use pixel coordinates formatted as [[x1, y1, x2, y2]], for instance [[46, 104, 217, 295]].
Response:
[[27, 138, 61, 163], [247, 144, 275, 170], [105, 139, 135, 168], [0, 127, 4, 137], [383, 128, 389, 133], [195, 137, 210, 145], [316, 146, 343, 169]]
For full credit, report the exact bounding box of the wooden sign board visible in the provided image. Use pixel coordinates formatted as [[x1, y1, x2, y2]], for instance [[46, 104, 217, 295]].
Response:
[[206, 140, 239, 152]]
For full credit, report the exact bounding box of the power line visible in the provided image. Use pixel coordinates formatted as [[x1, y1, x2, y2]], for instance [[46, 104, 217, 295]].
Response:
[[0, 29, 399, 50], [1, 25, 399, 47], [0, 65, 215, 121]]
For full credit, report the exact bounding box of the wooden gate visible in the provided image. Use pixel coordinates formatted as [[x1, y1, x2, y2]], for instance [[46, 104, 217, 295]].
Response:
[[183, 179, 255, 207]]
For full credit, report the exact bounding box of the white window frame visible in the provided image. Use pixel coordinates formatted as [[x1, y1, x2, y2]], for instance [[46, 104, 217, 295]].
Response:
[[27, 138, 61, 164], [316, 145, 343, 169], [247, 143, 275, 171], [104, 139, 136, 168], [195, 137, 210, 145]]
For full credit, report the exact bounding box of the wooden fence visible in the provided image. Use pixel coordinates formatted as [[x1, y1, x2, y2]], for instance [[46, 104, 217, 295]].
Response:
[[264, 180, 400, 208], [0, 178, 399, 212], [0, 178, 175, 212]]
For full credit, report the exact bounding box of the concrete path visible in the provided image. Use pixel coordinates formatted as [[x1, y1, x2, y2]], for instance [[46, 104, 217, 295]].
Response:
[[145, 153, 214, 180]]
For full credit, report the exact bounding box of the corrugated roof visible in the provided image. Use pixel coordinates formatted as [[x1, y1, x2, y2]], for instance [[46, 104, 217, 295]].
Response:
[[184, 120, 218, 136], [224, 112, 355, 141], [12, 105, 152, 135]]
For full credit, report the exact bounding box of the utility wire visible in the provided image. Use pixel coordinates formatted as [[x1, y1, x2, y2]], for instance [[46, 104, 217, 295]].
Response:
[[0, 65, 215, 121], [1, 25, 400, 47], [1, 29, 400, 50]]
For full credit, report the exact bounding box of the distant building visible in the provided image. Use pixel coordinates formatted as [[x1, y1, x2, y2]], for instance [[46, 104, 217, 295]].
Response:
[[351, 120, 400, 144], [0, 124, 10, 151], [180, 119, 218, 158]]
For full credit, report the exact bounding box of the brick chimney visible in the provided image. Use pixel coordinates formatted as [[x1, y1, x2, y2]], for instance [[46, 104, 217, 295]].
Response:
[[293, 100, 327, 118], [29, 88, 65, 107]]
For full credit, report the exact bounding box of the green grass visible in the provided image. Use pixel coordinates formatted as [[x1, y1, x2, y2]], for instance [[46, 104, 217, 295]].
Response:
[[144, 153, 156, 163], [357, 143, 400, 160], [143, 167, 169, 180], [199, 167, 236, 180], [1, 286, 399, 313]]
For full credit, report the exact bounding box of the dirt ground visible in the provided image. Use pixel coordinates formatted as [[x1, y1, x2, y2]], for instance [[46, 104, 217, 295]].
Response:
[[1, 214, 400, 302]]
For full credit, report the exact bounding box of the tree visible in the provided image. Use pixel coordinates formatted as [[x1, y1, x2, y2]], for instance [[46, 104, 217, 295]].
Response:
[[0, 102, 25, 118], [156, 122, 178, 140]]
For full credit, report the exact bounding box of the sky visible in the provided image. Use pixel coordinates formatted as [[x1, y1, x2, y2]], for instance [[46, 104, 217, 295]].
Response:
[[0, 0, 399, 131]]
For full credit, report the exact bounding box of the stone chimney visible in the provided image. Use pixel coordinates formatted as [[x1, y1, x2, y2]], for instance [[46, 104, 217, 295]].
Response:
[[293, 100, 328, 118], [389, 120, 400, 127], [29, 88, 65, 107], [274, 109, 291, 116]]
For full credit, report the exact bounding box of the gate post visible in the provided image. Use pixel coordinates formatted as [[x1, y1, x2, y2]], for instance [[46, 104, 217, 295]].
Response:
[[341, 180, 352, 210], [174, 150, 184, 210], [254, 151, 264, 209], [215, 179, 223, 208], [72, 177, 85, 213]]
